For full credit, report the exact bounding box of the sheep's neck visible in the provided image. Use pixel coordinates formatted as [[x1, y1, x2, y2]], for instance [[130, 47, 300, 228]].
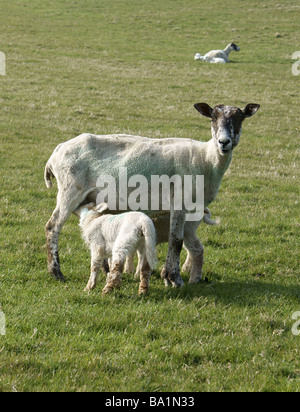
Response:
[[223, 44, 232, 56], [202, 139, 233, 206], [206, 138, 233, 172]]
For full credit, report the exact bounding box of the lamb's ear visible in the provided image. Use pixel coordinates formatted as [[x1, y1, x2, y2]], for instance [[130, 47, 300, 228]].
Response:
[[95, 203, 109, 214], [194, 103, 213, 119], [242, 103, 260, 118]]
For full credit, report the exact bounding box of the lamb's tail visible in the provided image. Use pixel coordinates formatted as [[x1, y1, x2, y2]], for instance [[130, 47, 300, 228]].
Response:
[[203, 207, 221, 226], [44, 161, 55, 189], [141, 218, 157, 271]]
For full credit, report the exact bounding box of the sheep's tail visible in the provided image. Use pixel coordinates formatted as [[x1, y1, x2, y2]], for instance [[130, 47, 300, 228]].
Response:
[[203, 207, 221, 226], [142, 219, 157, 271], [44, 161, 55, 189]]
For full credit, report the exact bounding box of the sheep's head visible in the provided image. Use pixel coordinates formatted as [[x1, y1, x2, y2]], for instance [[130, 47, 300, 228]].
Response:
[[230, 42, 240, 52], [194, 103, 260, 156]]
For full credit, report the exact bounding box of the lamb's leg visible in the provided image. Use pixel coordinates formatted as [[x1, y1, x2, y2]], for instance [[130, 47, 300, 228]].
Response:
[[84, 249, 103, 291], [102, 259, 124, 295], [134, 250, 142, 279], [182, 248, 193, 274], [100, 259, 110, 276], [124, 251, 135, 274], [161, 210, 185, 288], [138, 249, 151, 295], [183, 222, 204, 283]]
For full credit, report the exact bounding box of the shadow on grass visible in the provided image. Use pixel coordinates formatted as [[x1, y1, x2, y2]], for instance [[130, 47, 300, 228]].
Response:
[[46, 268, 299, 308], [144, 271, 299, 307]]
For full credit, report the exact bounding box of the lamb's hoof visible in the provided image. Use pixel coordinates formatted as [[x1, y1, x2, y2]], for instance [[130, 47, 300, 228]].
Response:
[[102, 282, 120, 295], [138, 287, 149, 296], [84, 286, 93, 292], [102, 285, 113, 295]]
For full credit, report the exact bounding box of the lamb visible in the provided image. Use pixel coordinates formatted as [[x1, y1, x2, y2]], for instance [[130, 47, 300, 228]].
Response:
[[124, 207, 220, 279], [74, 202, 157, 295], [45, 101, 260, 288], [194, 43, 240, 63]]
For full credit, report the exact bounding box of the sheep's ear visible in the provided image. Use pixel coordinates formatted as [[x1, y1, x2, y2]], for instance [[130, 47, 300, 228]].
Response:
[[194, 103, 213, 119], [242, 103, 260, 118], [95, 203, 109, 214]]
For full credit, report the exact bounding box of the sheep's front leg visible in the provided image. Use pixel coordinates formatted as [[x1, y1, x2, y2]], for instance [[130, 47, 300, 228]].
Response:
[[182, 222, 204, 283], [161, 210, 185, 288]]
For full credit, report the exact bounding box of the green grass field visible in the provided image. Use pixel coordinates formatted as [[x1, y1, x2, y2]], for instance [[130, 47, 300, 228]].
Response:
[[0, 0, 299, 392]]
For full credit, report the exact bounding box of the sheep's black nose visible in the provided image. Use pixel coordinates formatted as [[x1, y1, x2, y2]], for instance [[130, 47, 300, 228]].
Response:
[[218, 139, 231, 147]]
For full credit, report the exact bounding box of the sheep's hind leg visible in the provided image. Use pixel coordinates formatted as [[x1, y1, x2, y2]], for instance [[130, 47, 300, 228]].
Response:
[[45, 206, 70, 282], [183, 223, 204, 284], [45, 188, 91, 281]]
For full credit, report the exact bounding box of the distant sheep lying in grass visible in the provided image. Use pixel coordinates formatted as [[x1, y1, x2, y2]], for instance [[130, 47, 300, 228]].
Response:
[[195, 43, 240, 63], [75, 203, 157, 295]]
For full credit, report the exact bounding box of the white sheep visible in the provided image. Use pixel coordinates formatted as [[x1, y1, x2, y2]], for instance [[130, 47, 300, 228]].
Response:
[[74, 202, 157, 295], [194, 43, 240, 63], [45, 102, 260, 288]]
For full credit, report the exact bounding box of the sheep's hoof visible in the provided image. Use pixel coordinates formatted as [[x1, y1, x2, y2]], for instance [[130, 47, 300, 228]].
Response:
[[50, 269, 66, 282], [164, 278, 172, 287], [161, 266, 184, 288], [170, 277, 184, 288], [160, 267, 168, 280]]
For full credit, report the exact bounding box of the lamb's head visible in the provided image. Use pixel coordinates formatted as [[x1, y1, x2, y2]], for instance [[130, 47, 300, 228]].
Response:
[[94, 203, 110, 216], [74, 202, 96, 218], [194, 103, 260, 156], [229, 42, 240, 52]]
